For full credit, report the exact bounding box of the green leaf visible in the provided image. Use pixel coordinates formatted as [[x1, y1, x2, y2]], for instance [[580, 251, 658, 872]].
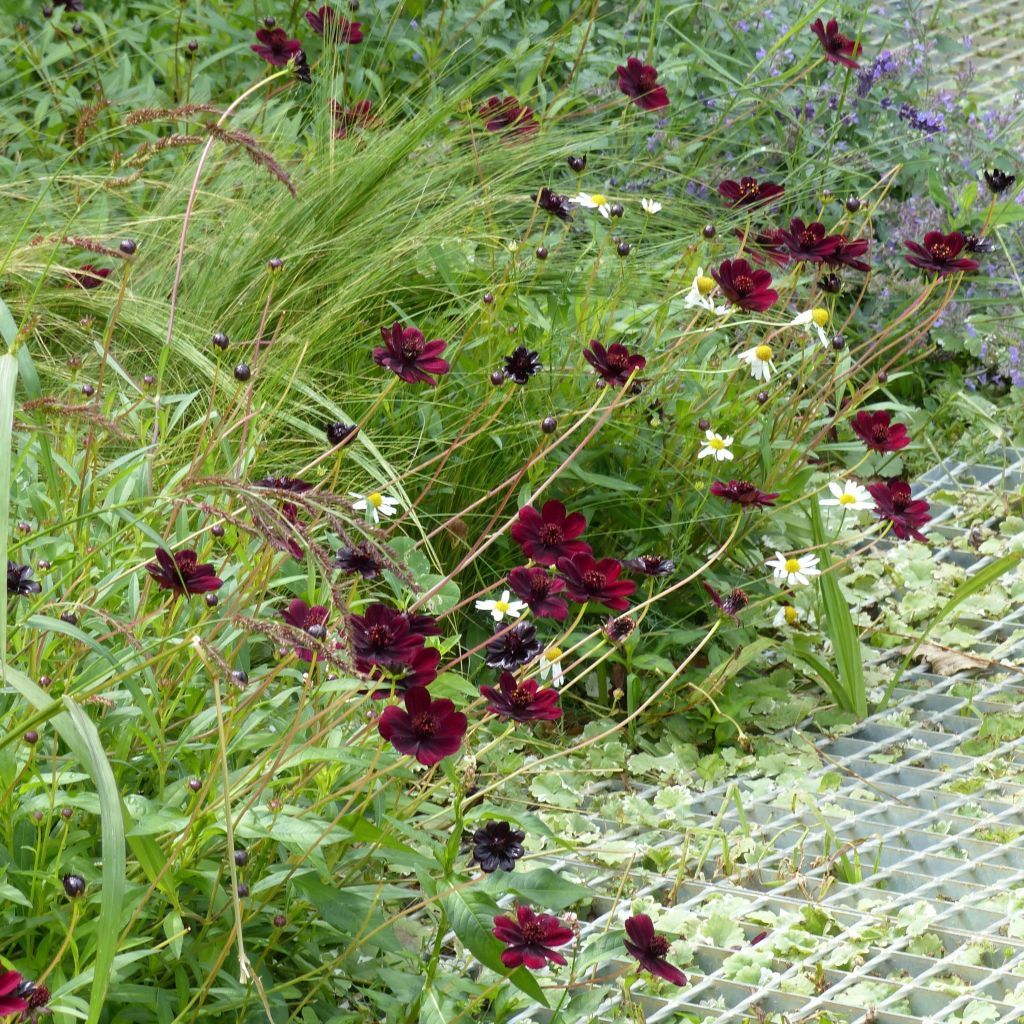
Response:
[[498, 866, 592, 911], [0, 351, 17, 658]]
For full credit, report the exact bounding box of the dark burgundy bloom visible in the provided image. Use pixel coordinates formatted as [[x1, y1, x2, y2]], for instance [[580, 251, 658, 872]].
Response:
[[702, 582, 749, 620], [493, 905, 574, 969], [478, 96, 539, 138], [472, 820, 526, 872], [510, 500, 590, 567], [253, 477, 313, 524], [70, 264, 111, 289], [331, 99, 378, 139], [484, 622, 542, 670], [903, 232, 978, 275], [810, 18, 863, 69], [480, 672, 562, 722], [778, 218, 843, 263], [305, 6, 363, 41], [251, 27, 303, 66], [583, 340, 647, 389], [377, 685, 467, 766], [710, 480, 779, 509], [534, 187, 574, 223], [964, 233, 995, 254], [374, 322, 449, 386], [350, 602, 425, 666], [735, 228, 791, 267], [404, 610, 441, 637], [616, 56, 670, 111], [145, 548, 222, 597], [8, 561, 42, 596], [604, 614, 636, 643], [624, 914, 688, 986], [503, 346, 543, 385], [507, 566, 569, 621], [718, 177, 785, 209], [983, 169, 1015, 195], [850, 410, 911, 452], [361, 645, 440, 698], [823, 236, 871, 272], [710, 259, 778, 312], [292, 49, 312, 83], [557, 553, 636, 611], [868, 479, 931, 542], [20, 980, 50, 1012], [280, 598, 330, 662], [624, 555, 675, 577], [0, 971, 29, 1017], [326, 421, 358, 446], [335, 540, 384, 579]]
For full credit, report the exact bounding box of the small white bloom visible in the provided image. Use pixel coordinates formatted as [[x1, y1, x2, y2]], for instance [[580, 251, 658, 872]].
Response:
[[820, 480, 873, 510], [350, 491, 400, 524], [737, 344, 776, 382], [538, 646, 565, 687], [697, 429, 735, 462], [475, 589, 528, 623], [570, 191, 613, 218], [773, 605, 815, 628], [641, 197, 662, 215], [506, 239, 520, 253], [790, 308, 831, 348], [684, 267, 727, 313], [766, 551, 821, 587]]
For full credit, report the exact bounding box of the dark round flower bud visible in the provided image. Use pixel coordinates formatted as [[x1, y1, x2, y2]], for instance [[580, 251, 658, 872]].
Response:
[[61, 807, 73, 820], [210, 523, 225, 538], [67, 354, 83, 369], [263, 16, 276, 28], [273, 913, 287, 927], [832, 336, 846, 351], [845, 196, 861, 212], [72, 21, 83, 34], [187, 777, 202, 792], [541, 416, 557, 434], [62, 873, 86, 899], [306, 623, 327, 640], [268, 797, 281, 811], [25, 730, 39, 744], [697, 418, 710, 431], [33, 811, 44, 823], [482, 292, 494, 305], [142, 373, 156, 387], [81, 383, 94, 397], [702, 223, 716, 239], [38, 560, 51, 571], [204, 592, 218, 607], [349, 0, 358, 9], [821, 188, 833, 200], [609, 203, 624, 218], [757, 391, 769, 404], [567, 155, 586, 173], [819, 273, 842, 294], [233, 363, 251, 382], [506, 324, 518, 335], [535, 246, 548, 260], [326, 421, 357, 446], [267, 257, 283, 271], [231, 669, 249, 687], [186, 39, 199, 53], [490, 370, 504, 386], [616, 241, 631, 257], [212, 332, 229, 350], [39, 675, 52, 688], [17, 520, 31, 533], [234, 849, 249, 866], [60, 611, 78, 626], [236, 883, 249, 897], [877, 370, 889, 383], [43, 4, 54, 16], [119, 239, 137, 255]]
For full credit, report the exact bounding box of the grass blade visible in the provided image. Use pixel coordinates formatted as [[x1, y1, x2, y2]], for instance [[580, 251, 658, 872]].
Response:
[[0, 342, 18, 664]]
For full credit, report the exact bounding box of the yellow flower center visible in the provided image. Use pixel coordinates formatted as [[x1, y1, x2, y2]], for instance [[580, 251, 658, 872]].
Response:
[[545, 646, 562, 661], [838, 492, 857, 506], [811, 308, 830, 327], [590, 193, 608, 206], [697, 275, 716, 295], [784, 606, 799, 625], [755, 345, 773, 362], [709, 437, 725, 450], [367, 492, 383, 508], [784, 558, 802, 574], [494, 600, 510, 614]]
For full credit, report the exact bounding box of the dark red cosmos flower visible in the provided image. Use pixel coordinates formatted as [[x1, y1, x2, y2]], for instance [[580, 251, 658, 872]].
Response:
[[377, 685, 466, 766], [374, 322, 450, 386], [0, 971, 29, 1017], [331, 99, 378, 139], [823, 235, 871, 272], [850, 410, 910, 452], [478, 96, 539, 138], [718, 177, 785, 209], [251, 27, 303, 66], [557, 553, 636, 611], [503, 346, 543, 385], [868, 479, 931, 542], [472, 820, 526, 872], [510, 500, 590, 567], [702, 582, 749, 620], [903, 232, 978, 275], [624, 914, 688, 986], [604, 614, 636, 643], [484, 622, 542, 670], [507, 566, 569, 621], [404, 610, 441, 637], [616, 57, 670, 111], [481, 672, 562, 722], [305, 6, 363, 41], [349, 602, 425, 666], [145, 548, 222, 597], [583, 341, 647, 390], [335, 541, 384, 578], [810, 18, 863, 69], [360, 645, 440, 698], [710, 479, 779, 509], [253, 476, 312, 523], [710, 259, 778, 312], [735, 228, 791, 267], [71, 264, 111, 289], [280, 598, 330, 662], [8, 561, 42, 596], [624, 555, 675, 577], [493, 905, 574, 969], [535, 187, 574, 223], [778, 218, 843, 263]]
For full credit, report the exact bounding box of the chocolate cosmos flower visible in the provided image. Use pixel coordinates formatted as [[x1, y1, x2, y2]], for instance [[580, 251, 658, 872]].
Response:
[[557, 553, 636, 611], [903, 232, 978, 275], [779, 218, 843, 263], [331, 99, 378, 139], [71, 264, 111, 289], [493, 905, 574, 969], [616, 57, 670, 111], [810, 18, 863, 69], [503, 346, 543, 384], [478, 96, 539, 138], [583, 341, 647, 389], [404, 610, 441, 637], [280, 598, 330, 662], [480, 672, 562, 722], [623, 555, 675, 577], [850, 410, 910, 452], [710, 479, 779, 509], [510, 500, 591, 567], [718, 177, 785, 209], [983, 169, 1016, 195], [377, 685, 467, 765], [0, 971, 29, 1017], [484, 622, 542, 670], [868, 479, 930, 542], [8, 561, 42, 596], [374, 322, 450, 385], [145, 548, 222, 597], [735, 228, 791, 267], [702, 582, 749, 620], [823, 236, 870, 272], [305, 6, 363, 41], [251, 27, 303, 65], [507, 566, 569, 620], [604, 614, 636, 643], [624, 914, 688, 986], [361, 645, 440, 698], [534, 187, 574, 223], [350, 603, 425, 665], [710, 259, 778, 312], [335, 540, 384, 578], [472, 820, 526, 872]]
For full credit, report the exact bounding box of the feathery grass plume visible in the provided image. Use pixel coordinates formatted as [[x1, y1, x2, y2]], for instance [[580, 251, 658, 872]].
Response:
[[203, 124, 297, 196], [123, 104, 222, 125], [74, 99, 112, 147]]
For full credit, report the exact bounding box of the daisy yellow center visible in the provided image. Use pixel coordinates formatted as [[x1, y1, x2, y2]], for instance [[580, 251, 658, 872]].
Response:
[[494, 600, 510, 614], [784, 558, 802, 574], [811, 308, 830, 327], [709, 437, 725, 450], [838, 492, 857, 506], [367, 492, 384, 509], [545, 646, 562, 661], [590, 193, 607, 206], [697, 275, 716, 295], [784, 606, 799, 624], [755, 345, 773, 362]]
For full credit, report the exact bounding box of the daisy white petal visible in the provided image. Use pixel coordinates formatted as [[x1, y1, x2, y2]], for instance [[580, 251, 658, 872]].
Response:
[[641, 198, 662, 215], [820, 480, 873, 510], [737, 344, 776, 382]]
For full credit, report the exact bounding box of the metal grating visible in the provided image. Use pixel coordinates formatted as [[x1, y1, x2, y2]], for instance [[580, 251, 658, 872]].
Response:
[[498, 449, 1024, 1024]]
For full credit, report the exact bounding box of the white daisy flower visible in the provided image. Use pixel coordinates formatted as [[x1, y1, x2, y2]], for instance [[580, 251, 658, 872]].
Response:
[[737, 344, 776, 382], [697, 429, 735, 462], [790, 308, 831, 347], [820, 480, 873, 510], [475, 589, 528, 623], [641, 197, 662, 215], [684, 268, 727, 313], [773, 605, 814, 628], [350, 491, 400, 524], [570, 191, 613, 218], [538, 646, 564, 687], [766, 551, 821, 587]]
